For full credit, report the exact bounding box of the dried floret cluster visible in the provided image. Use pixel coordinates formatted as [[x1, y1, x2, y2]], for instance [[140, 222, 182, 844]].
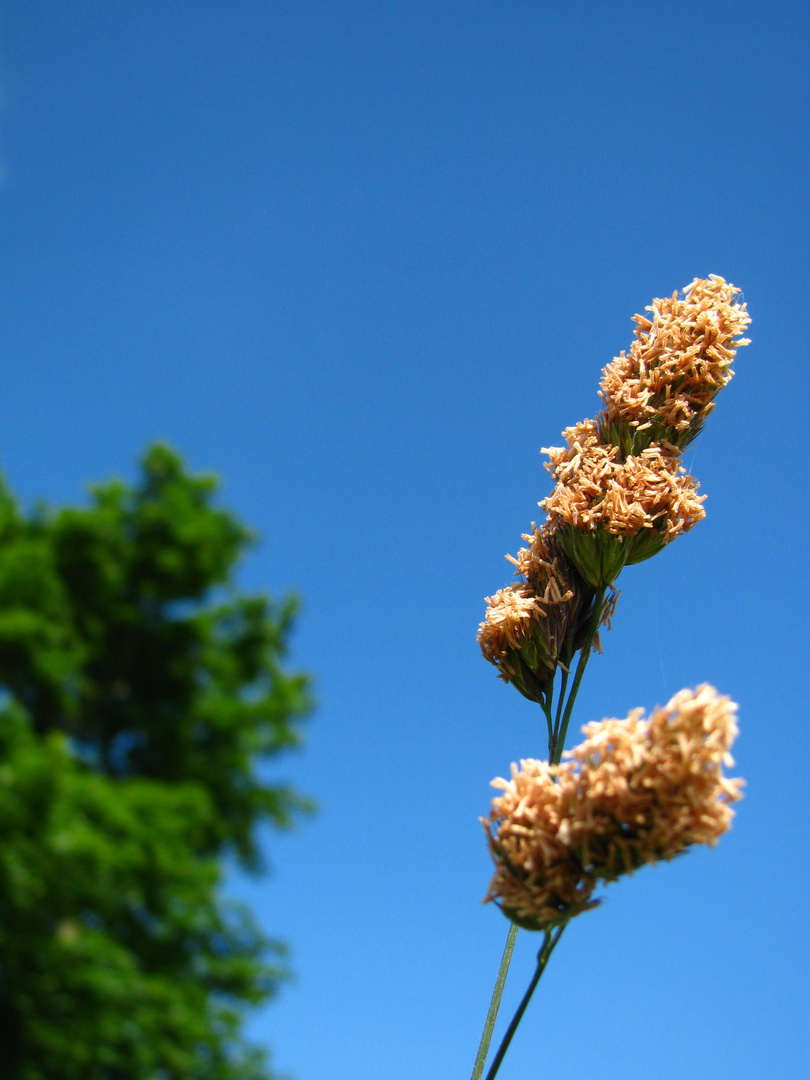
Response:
[[477, 526, 578, 703], [483, 685, 743, 930], [478, 277, 750, 698], [599, 275, 751, 453], [541, 418, 707, 586]]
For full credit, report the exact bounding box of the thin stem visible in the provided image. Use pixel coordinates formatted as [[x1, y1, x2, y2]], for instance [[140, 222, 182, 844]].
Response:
[[469, 923, 519, 1080], [482, 925, 566, 1080], [551, 665, 569, 758], [540, 692, 554, 746], [551, 587, 606, 765]]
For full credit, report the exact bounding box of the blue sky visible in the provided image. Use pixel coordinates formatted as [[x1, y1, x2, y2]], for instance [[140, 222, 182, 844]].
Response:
[[1, 2, 809, 1078]]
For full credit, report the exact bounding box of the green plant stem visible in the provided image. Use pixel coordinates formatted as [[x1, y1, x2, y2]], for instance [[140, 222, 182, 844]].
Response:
[[470, 587, 607, 1078], [469, 923, 519, 1080], [550, 587, 606, 765], [551, 665, 568, 758], [540, 693, 554, 746], [482, 926, 566, 1080]]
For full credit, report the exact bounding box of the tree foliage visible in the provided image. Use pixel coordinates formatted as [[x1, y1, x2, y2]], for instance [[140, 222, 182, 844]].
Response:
[[0, 445, 313, 1079]]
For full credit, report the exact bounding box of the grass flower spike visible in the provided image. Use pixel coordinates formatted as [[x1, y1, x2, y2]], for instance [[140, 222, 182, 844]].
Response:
[[599, 275, 751, 454], [470, 278, 749, 1080], [483, 686, 743, 931]]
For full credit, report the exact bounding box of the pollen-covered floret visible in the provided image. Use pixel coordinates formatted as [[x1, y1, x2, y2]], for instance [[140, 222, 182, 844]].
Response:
[[599, 275, 751, 451], [483, 685, 743, 929]]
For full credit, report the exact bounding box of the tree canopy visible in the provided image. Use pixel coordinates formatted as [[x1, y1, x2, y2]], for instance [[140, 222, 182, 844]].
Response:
[[0, 444, 313, 1080]]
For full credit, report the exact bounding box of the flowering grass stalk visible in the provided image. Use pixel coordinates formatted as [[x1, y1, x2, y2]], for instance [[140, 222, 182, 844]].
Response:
[[471, 277, 750, 1079]]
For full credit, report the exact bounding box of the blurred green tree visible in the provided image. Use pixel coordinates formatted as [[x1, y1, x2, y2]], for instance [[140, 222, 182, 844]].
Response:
[[0, 444, 313, 1080]]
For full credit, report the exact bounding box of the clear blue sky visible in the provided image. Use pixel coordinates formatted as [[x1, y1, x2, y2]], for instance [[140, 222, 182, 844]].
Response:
[[1, 2, 808, 1078]]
